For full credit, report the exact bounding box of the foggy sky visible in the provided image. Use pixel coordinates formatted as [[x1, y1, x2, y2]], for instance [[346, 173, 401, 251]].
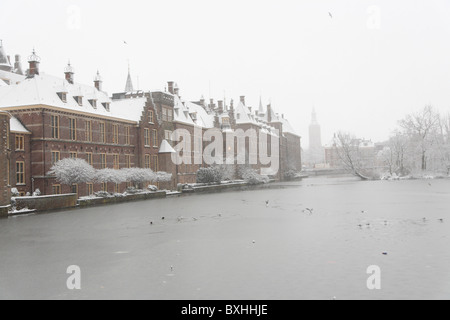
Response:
[[1, 0, 450, 147]]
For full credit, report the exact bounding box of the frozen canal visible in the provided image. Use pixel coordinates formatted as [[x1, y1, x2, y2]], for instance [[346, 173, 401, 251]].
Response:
[[0, 176, 449, 300]]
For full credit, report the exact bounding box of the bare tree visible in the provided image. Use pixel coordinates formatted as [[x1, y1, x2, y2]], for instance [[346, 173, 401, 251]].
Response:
[[398, 105, 441, 171], [333, 132, 373, 180]]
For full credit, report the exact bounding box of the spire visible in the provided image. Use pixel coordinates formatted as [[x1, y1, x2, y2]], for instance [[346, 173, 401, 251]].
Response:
[[0, 40, 13, 72], [258, 96, 264, 114], [311, 107, 318, 125], [125, 62, 134, 92]]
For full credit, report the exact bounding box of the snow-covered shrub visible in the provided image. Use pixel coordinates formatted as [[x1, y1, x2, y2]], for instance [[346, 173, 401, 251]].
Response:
[[196, 167, 223, 184], [125, 187, 141, 194], [48, 158, 96, 186], [155, 171, 172, 182], [33, 189, 41, 197], [95, 168, 125, 184], [147, 185, 158, 192], [284, 170, 299, 181], [94, 191, 110, 198], [242, 169, 269, 185], [11, 188, 19, 197]]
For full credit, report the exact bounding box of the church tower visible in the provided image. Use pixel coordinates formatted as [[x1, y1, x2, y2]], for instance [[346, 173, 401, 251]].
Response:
[[308, 108, 324, 164], [124, 63, 134, 92]]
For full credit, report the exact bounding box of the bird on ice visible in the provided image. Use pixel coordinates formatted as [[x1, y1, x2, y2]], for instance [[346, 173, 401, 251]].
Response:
[[265, 201, 269, 207]]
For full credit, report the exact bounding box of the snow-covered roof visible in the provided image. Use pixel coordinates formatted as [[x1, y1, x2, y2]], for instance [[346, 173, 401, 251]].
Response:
[[281, 117, 299, 137], [184, 100, 215, 128], [0, 72, 145, 123], [0, 69, 25, 85], [173, 95, 195, 126], [159, 139, 176, 153], [10, 116, 30, 134], [234, 101, 260, 126]]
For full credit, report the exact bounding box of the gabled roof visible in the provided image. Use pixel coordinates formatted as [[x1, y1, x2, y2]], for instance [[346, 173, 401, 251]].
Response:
[[10, 116, 30, 134], [173, 95, 195, 126], [0, 72, 146, 123]]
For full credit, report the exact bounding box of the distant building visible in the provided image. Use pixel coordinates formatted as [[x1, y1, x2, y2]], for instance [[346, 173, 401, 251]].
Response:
[[307, 108, 324, 166], [324, 135, 376, 168]]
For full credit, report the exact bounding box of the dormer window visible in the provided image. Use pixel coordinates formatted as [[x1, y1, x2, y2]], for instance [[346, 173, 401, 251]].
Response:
[[88, 99, 97, 109], [102, 102, 110, 112], [74, 96, 83, 106], [57, 92, 67, 103]]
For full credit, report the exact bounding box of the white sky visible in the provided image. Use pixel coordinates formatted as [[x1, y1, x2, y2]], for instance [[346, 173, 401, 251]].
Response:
[[1, 0, 450, 148]]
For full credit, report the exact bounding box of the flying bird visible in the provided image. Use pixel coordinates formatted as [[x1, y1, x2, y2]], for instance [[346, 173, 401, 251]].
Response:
[[328, 12, 333, 19], [123, 40, 128, 45], [305, 208, 314, 215]]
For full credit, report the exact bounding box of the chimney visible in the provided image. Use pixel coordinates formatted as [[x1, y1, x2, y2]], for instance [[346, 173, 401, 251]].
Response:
[[27, 49, 40, 78], [14, 55, 23, 75], [173, 83, 179, 96], [94, 70, 102, 91], [240, 96, 245, 105], [218, 100, 224, 113], [200, 95, 205, 106], [230, 99, 234, 110], [64, 61, 74, 84], [167, 81, 174, 94], [267, 104, 272, 123]]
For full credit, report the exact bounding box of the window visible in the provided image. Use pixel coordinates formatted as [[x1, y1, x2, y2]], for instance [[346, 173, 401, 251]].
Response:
[[164, 130, 172, 141], [99, 122, 105, 143], [7, 158, 10, 186], [102, 102, 110, 112], [144, 128, 150, 146], [51, 115, 59, 139], [85, 121, 92, 142], [71, 184, 78, 195], [168, 109, 173, 121], [152, 129, 158, 147], [74, 96, 83, 106], [125, 126, 130, 145], [151, 155, 158, 172], [15, 135, 24, 151], [148, 110, 154, 123], [125, 154, 132, 168], [69, 118, 77, 141], [89, 99, 97, 109], [114, 183, 120, 194], [87, 183, 94, 196], [144, 154, 151, 169], [52, 184, 61, 195], [112, 125, 119, 144], [51, 151, 60, 165], [113, 154, 120, 169], [16, 161, 25, 185], [6, 120, 10, 150], [100, 153, 107, 169], [69, 152, 77, 159], [101, 182, 107, 192], [57, 92, 67, 103], [162, 108, 168, 122], [86, 152, 93, 166]]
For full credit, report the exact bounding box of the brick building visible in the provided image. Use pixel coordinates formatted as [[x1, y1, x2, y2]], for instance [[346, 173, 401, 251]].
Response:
[[0, 43, 302, 199], [0, 111, 11, 215]]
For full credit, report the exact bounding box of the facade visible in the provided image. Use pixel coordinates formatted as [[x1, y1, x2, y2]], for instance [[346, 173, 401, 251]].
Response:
[[0, 111, 11, 212], [0, 44, 302, 199], [324, 136, 376, 169]]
